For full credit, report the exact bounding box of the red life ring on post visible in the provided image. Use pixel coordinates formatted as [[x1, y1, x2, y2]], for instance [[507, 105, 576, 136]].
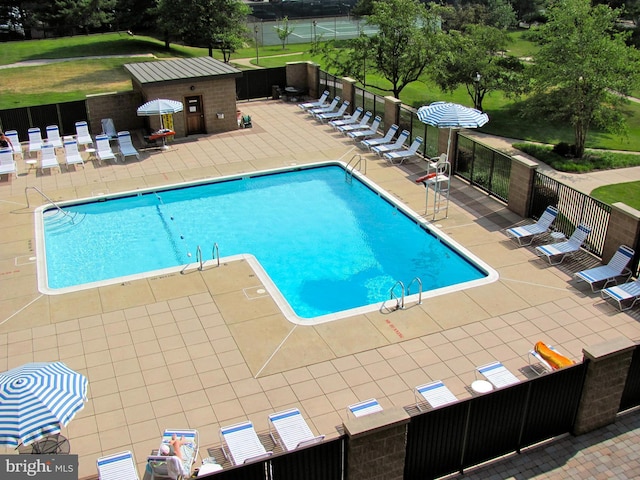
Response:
[[415, 172, 437, 183]]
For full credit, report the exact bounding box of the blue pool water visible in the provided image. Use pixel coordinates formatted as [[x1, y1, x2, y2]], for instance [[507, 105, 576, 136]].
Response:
[[39, 164, 493, 319]]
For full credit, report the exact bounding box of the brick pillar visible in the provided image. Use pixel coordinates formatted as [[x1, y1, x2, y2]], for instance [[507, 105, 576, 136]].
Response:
[[285, 62, 309, 91], [384, 96, 401, 132], [306, 62, 320, 99], [341, 77, 357, 114], [602, 203, 640, 264], [573, 337, 636, 435], [507, 155, 539, 218], [343, 407, 410, 480]]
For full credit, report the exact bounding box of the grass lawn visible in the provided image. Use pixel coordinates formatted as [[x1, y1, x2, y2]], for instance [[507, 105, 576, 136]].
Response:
[[591, 182, 640, 210]]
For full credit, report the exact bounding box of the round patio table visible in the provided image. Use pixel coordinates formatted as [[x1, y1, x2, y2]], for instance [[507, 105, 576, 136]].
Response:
[[29, 434, 70, 454]]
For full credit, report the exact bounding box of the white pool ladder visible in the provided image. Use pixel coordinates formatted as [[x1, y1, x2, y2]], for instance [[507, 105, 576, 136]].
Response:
[[345, 153, 366, 183], [381, 277, 423, 312]]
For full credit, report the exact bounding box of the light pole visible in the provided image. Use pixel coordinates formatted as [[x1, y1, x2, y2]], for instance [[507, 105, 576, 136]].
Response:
[[254, 25, 259, 66], [312, 20, 317, 51], [473, 72, 482, 111]]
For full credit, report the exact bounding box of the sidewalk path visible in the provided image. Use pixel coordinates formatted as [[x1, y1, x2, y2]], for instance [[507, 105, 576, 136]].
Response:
[[232, 52, 306, 69], [464, 131, 640, 195], [0, 53, 156, 69]]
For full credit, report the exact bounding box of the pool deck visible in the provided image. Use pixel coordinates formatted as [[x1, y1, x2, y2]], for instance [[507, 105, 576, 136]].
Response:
[[1, 99, 640, 478]]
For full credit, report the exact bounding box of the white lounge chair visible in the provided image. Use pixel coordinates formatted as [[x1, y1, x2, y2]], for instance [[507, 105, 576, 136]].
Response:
[[40, 144, 60, 173], [268, 408, 324, 451], [384, 136, 423, 165], [220, 421, 272, 466], [414, 381, 457, 411], [147, 429, 198, 479], [101, 118, 117, 139], [329, 107, 363, 129], [0, 148, 17, 177], [4, 130, 22, 158], [337, 111, 372, 133], [505, 206, 559, 246], [96, 134, 118, 163], [477, 361, 519, 388], [535, 223, 592, 265], [346, 115, 382, 138], [28, 127, 43, 156], [574, 245, 634, 292], [360, 124, 398, 148], [371, 130, 409, 156], [97, 450, 140, 480], [117, 131, 140, 161], [528, 344, 571, 376], [601, 279, 640, 311], [308, 97, 340, 117], [46, 124, 63, 148], [347, 398, 383, 418], [63, 140, 84, 168], [75, 121, 94, 148], [315, 101, 350, 122], [298, 90, 330, 110]]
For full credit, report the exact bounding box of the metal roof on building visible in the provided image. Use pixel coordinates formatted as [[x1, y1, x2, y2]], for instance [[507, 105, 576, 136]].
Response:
[[124, 56, 242, 85]]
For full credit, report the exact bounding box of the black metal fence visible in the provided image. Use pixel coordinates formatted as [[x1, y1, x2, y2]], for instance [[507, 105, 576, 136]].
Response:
[[236, 67, 287, 101], [399, 105, 440, 160], [455, 134, 512, 203], [620, 344, 640, 412], [353, 85, 386, 132], [319, 71, 343, 104], [404, 363, 586, 479], [531, 172, 612, 258], [0, 100, 87, 141]]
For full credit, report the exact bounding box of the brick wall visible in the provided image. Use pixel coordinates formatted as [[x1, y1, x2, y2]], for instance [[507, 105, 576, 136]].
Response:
[[86, 91, 144, 136], [384, 97, 401, 131], [573, 337, 636, 435], [602, 203, 640, 263], [507, 155, 538, 218], [343, 407, 410, 480]]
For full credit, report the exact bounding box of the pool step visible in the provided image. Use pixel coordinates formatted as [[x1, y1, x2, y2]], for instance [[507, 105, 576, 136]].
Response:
[[43, 210, 85, 233]]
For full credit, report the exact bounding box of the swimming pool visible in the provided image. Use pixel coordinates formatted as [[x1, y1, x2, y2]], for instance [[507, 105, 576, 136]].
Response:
[[36, 162, 498, 323]]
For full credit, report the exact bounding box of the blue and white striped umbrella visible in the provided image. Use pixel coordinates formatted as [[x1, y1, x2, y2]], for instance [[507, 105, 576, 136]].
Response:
[[0, 362, 88, 447], [416, 101, 489, 129], [417, 102, 489, 159]]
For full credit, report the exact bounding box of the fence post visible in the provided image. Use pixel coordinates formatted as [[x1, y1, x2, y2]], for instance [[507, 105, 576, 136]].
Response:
[[602, 202, 640, 265], [507, 155, 538, 218], [573, 337, 636, 435], [384, 96, 401, 131], [341, 77, 357, 114], [343, 407, 410, 480]]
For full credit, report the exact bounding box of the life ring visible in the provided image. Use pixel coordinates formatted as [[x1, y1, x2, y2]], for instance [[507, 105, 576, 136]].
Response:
[[415, 172, 437, 183]]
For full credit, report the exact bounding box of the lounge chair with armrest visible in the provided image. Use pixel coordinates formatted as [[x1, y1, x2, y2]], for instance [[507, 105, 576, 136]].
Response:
[[117, 131, 140, 161], [360, 124, 398, 148], [64, 140, 84, 168], [346, 116, 382, 139], [505, 206, 559, 247], [574, 245, 634, 292], [315, 101, 350, 122], [0, 148, 17, 177], [96, 134, 118, 163], [414, 381, 457, 411], [329, 107, 363, 128], [97, 450, 139, 480], [298, 90, 330, 110], [337, 111, 372, 133], [347, 398, 383, 418], [46, 125, 63, 148], [268, 408, 324, 451], [308, 97, 340, 117], [40, 144, 60, 173], [220, 421, 272, 465], [28, 127, 43, 156], [477, 361, 519, 389], [75, 121, 93, 148], [4, 130, 22, 158], [371, 129, 409, 156], [384, 136, 423, 164], [535, 223, 592, 265], [601, 279, 640, 311]]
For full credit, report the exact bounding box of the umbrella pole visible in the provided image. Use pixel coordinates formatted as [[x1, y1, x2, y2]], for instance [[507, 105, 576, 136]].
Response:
[[446, 128, 452, 161]]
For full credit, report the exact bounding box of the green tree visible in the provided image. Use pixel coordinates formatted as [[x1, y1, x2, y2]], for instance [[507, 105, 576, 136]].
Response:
[[323, 0, 441, 99], [432, 25, 524, 111], [157, 0, 249, 60], [530, 0, 640, 158], [275, 16, 294, 49], [53, 0, 117, 34]]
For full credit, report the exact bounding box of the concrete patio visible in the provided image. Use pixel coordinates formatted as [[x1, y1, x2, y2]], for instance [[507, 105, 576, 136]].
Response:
[[1, 99, 639, 478]]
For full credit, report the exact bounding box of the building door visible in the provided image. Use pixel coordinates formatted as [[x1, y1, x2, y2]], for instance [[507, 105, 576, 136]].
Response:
[[185, 95, 205, 135]]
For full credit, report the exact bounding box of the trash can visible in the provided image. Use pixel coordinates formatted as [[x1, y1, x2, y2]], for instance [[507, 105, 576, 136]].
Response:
[[272, 85, 281, 100]]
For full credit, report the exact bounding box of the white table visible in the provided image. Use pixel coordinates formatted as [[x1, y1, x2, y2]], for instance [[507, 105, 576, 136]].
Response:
[[471, 380, 494, 394]]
